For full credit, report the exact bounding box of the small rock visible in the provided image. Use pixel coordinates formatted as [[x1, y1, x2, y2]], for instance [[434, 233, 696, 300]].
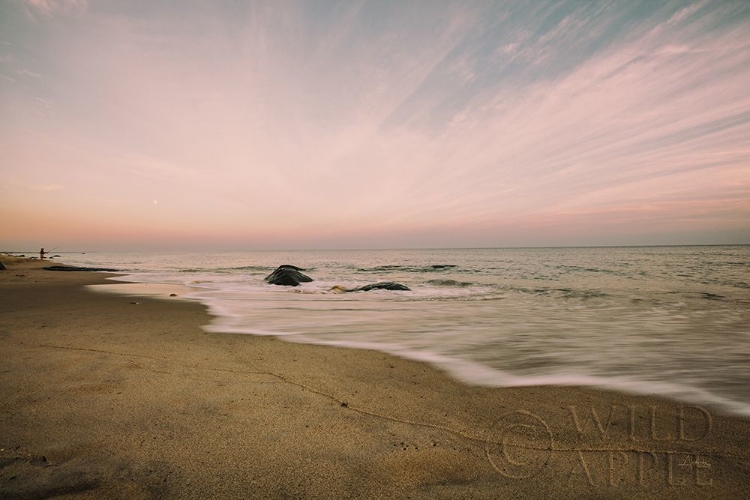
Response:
[[170, 293, 178, 297]]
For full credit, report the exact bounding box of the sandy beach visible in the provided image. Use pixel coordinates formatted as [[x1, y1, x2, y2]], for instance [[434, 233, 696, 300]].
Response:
[[1, 257, 748, 499]]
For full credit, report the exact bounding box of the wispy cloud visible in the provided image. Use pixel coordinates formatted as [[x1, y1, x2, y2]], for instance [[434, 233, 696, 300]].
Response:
[[24, 0, 87, 16], [17, 68, 41, 77], [1, 0, 749, 249], [6, 180, 65, 192], [35, 183, 64, 192]]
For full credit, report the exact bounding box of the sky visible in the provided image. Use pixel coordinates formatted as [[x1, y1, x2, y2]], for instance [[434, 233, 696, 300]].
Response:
[[1, 0, 749, 251]]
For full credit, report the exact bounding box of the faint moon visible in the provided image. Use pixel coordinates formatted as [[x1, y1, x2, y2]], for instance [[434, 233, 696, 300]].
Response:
[[153, 200, 158, 205]]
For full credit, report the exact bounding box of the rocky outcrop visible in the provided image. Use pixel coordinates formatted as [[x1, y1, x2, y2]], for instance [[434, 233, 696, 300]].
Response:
[[0, 262, 6, 271], [43, 266, 119, 272], [264, 265, 313, 286]]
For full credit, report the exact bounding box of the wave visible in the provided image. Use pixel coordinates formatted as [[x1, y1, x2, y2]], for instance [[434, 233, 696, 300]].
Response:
[[503, 285, 607, 299], [357, 264, 458, 273], [180, 265, 278, 273], [426, 279, 474, 287], [227, 265, 277, 272], [266, 337, 750, 418], [552, 264, 630, 277]]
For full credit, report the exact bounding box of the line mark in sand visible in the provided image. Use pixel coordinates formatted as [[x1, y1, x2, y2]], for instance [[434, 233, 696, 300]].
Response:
[[24, 342, 494, 443], [17, 342, 747, 460]]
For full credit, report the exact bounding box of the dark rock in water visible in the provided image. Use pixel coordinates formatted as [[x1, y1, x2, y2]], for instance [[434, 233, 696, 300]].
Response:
[[265, 265, 313, 286], [430, 264, 456, 269], [53, 255, 61, 258], [44, 265, 119, 272], [352, 282, 410, 292], [0, 262, 6, 271]]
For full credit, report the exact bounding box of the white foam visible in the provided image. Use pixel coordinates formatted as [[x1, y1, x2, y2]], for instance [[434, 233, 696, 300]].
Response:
[[284, 337, 750, 417]]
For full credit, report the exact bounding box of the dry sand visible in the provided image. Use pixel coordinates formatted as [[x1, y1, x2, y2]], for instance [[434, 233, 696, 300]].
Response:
[[1, 256, 749, 499]]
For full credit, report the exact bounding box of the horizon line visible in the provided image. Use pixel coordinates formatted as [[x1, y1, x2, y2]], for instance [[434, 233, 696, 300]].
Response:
[[3, 243, 750, 254]]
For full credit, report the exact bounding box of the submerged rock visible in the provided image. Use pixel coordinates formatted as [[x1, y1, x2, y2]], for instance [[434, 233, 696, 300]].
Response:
[[331, 282, 411, 293], [427, 279, 472, 287], [265, 265, 313, 286], [355, 282, 410, 292]]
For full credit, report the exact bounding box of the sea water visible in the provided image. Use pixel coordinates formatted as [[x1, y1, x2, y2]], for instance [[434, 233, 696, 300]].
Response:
[[62, 246, 750, 416]]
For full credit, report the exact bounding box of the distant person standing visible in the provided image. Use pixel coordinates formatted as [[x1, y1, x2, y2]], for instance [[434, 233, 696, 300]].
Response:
[[39, 248, 47, 260]]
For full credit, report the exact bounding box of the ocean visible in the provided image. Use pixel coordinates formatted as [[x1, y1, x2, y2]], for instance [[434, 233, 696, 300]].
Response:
[[60, 246, 750, 416]]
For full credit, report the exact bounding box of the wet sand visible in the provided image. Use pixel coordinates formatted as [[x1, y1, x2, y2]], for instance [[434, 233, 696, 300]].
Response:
[[1, 256, 749, 499]]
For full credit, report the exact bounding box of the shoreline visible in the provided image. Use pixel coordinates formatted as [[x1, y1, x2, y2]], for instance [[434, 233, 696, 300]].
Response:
[[1, 257, 749, 498], [87, 265, 750, 420]]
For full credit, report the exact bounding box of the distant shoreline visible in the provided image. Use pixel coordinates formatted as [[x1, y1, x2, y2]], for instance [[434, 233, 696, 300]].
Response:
[[3, 243, 750, 255]]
